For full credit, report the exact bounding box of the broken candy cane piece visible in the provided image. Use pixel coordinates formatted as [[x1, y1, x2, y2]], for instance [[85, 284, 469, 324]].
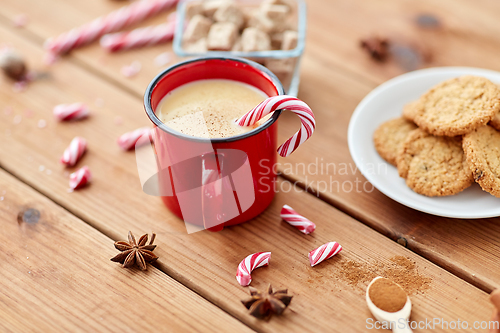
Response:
[[236, 252, 271, 286], [121, 61, 142, 77], [61, 136, 87, 167], [280, 204, 316, 234], [53, 103, 89, 121], [117, 127, 151, 150], [69, 166, 92, 190], [308, 242, 342, 267]]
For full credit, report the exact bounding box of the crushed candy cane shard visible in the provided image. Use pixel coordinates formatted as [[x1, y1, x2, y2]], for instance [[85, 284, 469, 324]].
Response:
[[154, 52, 172, 67], [53, 103, 89, 121], [37, 119, 47, 128], [280, 204, 316, 234], [69, 166, 92, 190], [13, 14, 29, 28], [121, 61, 142, 77], [61, 136, 87, 167], [236, 252, 271, 286], [308, 242, 342, 267]]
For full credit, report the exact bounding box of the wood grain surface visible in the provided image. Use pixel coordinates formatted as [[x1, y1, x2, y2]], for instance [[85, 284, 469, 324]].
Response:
[[0, 23, 494, 332], [0, 168, 254, 333], [1, 0, 499, 294], [0, 0, 499, 331]]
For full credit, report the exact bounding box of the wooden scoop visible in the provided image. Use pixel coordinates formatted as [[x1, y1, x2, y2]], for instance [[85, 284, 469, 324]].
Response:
[[366, 276, 413, 333], [489, 289, 500, 333]]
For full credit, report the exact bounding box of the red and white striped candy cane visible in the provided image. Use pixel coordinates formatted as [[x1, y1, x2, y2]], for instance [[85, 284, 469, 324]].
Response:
[[44, 0, 178, 56], [100, 16, 176, 52], [280, 204, 316, 234], [117, 127, 151, 151], [53, 102, 90, 121], [61, 137, 87, 167], [236, 95, 315, 157], [236, 252, 271, 286], [308, 242, 342, 267], [69, 166, 92, 190]]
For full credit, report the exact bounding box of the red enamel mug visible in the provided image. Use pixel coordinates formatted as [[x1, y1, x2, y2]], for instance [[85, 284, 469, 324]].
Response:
[[144, 57, 284, 232]]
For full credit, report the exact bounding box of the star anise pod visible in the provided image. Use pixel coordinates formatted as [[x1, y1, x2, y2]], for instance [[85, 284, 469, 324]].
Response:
[[110, 231, 158, 271], [241, 284, 293, 320], [360, 36, 389, 61]]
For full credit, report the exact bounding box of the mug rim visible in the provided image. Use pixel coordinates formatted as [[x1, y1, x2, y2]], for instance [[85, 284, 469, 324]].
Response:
[[144, 56, 285, 143]]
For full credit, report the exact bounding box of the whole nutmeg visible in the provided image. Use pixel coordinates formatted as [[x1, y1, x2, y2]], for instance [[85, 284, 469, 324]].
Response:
[[0, 49, 27, 81]]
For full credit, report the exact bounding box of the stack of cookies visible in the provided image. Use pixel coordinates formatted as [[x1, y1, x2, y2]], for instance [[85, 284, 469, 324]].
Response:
[[374, 75, 500, 197]]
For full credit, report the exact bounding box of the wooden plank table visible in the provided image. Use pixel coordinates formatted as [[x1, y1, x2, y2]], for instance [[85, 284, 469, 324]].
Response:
[[0, 0, 499, 331]]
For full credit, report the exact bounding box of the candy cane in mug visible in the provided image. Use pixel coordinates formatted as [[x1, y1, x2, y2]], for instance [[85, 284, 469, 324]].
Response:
[[61, 136, 87, 167], [236, 96, 315, 157], [308, 242, 342, 267], [69, 166, 92, 190], [236, 252, 271, 286], [280, 204, 316, 234], [44, 0, 178, 57], [53, 102, 89, 121]]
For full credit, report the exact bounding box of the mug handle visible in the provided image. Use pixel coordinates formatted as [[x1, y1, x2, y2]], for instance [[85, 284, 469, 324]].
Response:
[[236, 96, 315, 157]]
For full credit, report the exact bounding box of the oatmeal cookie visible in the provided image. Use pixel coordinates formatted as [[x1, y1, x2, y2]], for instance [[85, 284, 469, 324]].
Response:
[[490, 111, 500, 131], [489, 85, 500, 131], [463, 125, 500, 197], [373, 117, 417, 166], [402, 100, 419, 121], [397, 128, 473, 196], [412, 76, 500, 136]]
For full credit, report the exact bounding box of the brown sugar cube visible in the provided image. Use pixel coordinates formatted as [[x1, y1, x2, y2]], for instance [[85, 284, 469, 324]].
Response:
[[245, 9, 260, 27], [246, 10, 286, 34], [260, 0, 293, 11], [184, 14, 212, 42], [265, 58, 295, 87], [207, 22, 238, 50], [261, 3, 290, 21], [245, 57, 265, 65], [186, 1, 204, 18], [253, 13, 287, 34], [265, 58, 295, 74], [203, 0, 232, 18], [243, 8, 259, 27], [281, 30, 298, 50], [184, 38, 208, 53], [247, 14, 272, 33], [213, 3, 245, 29], [232, 38, 243, 52], [241, 27, 271, 52], [270, 32, 284, 49]]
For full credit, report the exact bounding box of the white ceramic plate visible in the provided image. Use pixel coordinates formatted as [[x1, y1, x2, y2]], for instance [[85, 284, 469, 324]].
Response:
[[348, 67, 500, 219]]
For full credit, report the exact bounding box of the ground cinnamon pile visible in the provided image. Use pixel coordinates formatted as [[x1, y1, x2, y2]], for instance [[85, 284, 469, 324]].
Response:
[[390, 255, 415, 269], [339, 260, 378, 286], [369, 278, 407, 312], [337, 255, 431, 295]]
